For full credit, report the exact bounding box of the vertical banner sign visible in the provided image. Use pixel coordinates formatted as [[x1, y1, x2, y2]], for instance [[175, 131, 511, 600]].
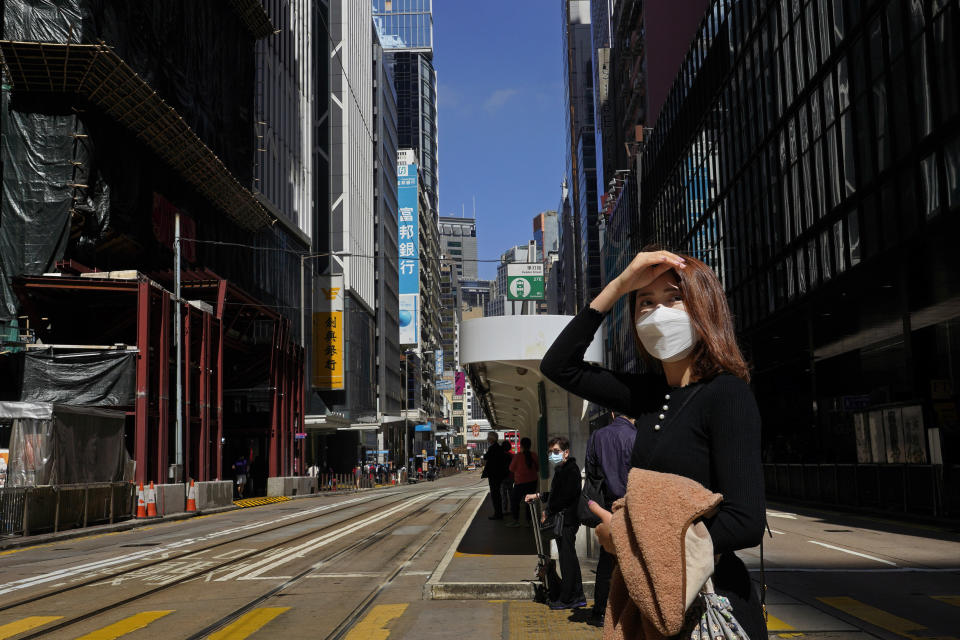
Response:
[[454, 371, 466, 396], [435, 350, 443, 375], [397, 150, 420, 347], [312, 275, 344, 389]]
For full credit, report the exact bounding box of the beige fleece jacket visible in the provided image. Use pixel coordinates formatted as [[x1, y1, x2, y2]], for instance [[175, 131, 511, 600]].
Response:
[[604, 468, 723, 640]]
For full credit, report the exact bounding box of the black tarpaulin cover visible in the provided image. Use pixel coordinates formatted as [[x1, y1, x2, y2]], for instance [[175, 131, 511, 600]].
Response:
[[21, 350, 136, 406], [0, 401, 131, 486]]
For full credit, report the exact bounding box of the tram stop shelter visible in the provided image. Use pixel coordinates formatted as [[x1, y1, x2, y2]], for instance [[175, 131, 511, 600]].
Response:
[[426, 314, 604, 599]]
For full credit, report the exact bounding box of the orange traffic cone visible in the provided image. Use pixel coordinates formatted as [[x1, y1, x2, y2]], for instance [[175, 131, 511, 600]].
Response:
[[185, 479, 197, 512], [146, 481, 159, 517], [136, 482, 146, 518]]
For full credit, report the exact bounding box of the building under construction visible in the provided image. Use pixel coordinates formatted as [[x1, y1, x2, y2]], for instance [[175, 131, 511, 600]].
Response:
[[0, 1, 309, 489]]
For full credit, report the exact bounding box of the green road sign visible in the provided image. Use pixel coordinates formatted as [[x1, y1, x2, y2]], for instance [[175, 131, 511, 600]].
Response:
[[506, 263, 545, 300]]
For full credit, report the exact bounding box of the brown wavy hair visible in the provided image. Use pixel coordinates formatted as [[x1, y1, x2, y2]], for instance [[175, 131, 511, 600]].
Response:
[[629, 253, 750, 383]]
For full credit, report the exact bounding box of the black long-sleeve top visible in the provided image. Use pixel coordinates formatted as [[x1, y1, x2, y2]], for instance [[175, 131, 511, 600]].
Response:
[[543, 456, 581, 525], [540, 307, 766, 553]]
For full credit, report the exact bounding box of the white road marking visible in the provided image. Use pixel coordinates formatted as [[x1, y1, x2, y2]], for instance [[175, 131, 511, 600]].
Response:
[[767, 511, 797, 519], [0, 493, 376, 596], [306, 572, 381, 578], [225, 495, 433, 582], [400, 570, 432, 576], [807, 540, 897, 566], [770, 529, 786, 535]]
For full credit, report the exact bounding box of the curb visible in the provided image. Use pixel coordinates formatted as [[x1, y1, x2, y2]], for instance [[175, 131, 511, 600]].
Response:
[[428, 580, 596, 601]]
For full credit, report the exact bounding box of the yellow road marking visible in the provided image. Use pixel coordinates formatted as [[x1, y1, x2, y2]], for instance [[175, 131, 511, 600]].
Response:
[[0, 616, 63, 639], [766, 614, 797, 631], [818, 596, 957, 640], [75, 610, 173, 640], [932, 596, 960, 608], [207, 607, 290, 640], [343, 604, 408, 640], [454, 551, 492, 558]]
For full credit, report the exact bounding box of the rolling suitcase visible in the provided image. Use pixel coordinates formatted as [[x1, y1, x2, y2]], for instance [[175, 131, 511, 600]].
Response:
[[529, 499, 560, 603]]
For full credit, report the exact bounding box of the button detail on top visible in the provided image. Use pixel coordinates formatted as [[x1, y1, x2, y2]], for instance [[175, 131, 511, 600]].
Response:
[[654, 424, 661, 431], [665, 394, 671, 400], [662, 404, 669, 411], [659, 413, 665, 420]]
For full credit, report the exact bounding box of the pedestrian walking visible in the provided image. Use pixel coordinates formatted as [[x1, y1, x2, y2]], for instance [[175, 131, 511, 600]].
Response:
[[500, 440, 515, 518], [524, 436, 584, 610], [506, 437, 538, 528], [541, 249, 766, 637], [481, 432, 508, 519], [307, 462, 319, 478], [232, 454, 248, 499], [583, 412, 636, 626]]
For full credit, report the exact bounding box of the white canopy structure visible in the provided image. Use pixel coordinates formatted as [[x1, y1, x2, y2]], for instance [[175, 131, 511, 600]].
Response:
[[459, 315, 603, 467]]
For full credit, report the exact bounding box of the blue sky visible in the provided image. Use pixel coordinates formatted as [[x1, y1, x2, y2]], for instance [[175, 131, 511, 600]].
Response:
[[433, 2, 565, 280]]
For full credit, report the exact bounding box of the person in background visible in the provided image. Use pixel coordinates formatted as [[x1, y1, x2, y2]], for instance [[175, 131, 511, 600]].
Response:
[[506, 437, 539, 528], [232, 454, 248, 499], [481, 432, 509, 519], [584, 411, 637, 626], [500, 440, 515, 520], [525, 436, 585, 610], [307, 462, 319, 478]]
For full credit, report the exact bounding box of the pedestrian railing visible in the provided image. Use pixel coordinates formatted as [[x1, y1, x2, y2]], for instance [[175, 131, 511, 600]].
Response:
[[0, 482, 136, 538], [763, 463, 959, 518]]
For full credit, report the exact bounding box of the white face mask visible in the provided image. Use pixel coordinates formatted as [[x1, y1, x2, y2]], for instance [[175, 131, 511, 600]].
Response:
[[635, 305, 698, 362]]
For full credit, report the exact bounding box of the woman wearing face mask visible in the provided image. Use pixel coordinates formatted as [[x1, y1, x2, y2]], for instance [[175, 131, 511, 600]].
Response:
[[524, 436, 585, 610], [539, 249, 766, 638]]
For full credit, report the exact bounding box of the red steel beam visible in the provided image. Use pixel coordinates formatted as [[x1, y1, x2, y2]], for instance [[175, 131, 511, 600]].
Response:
[[157, 292, 171, 485], [268, 318, 279, 478], [134, 279, 150, 485], [184, 303, 192, 481], [216, 280, 226, 480], [199, 311, 210, 481], [216, 316, 223, 479]]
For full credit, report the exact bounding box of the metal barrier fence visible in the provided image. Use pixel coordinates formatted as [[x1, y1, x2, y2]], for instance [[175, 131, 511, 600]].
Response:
[[763, 463, 960, 518], [0, 482, 136, 538], [315, 468, 462, 492]]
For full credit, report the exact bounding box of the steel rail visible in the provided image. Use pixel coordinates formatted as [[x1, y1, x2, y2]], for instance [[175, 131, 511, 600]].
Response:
[[0, 485, 414, 614], [187, 485, 480, 639]]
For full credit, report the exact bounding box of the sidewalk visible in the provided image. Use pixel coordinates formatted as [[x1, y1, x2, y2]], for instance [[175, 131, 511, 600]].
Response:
[[426, 491, 597, 601], [423, 490, 867, 638]]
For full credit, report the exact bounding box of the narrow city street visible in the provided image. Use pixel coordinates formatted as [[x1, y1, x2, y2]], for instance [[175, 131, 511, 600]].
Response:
[[0, 472, 956, 639]]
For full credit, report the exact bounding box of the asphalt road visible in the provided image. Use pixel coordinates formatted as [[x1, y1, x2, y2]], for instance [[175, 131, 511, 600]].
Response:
[[0, 473, 956, 639]]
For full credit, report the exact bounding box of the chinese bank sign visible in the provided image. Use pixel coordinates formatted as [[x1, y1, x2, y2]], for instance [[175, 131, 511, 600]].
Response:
[[398, 152, 419, 346]]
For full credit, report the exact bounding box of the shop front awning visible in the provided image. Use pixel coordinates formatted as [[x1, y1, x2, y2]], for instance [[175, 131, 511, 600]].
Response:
[[0, 40, 273, 232]]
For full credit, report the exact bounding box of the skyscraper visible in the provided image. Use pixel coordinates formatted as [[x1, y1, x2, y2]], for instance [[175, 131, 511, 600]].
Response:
[[373, 1, 439, 220], [439, 216, 478, 281]]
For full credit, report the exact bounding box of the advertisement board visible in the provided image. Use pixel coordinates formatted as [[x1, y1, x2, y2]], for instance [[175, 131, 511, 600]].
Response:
[[435, 350, 443, 375], [399, 293, 419, 346], [397, 155, 419, 296], [454, 371, 466, 396], [312, 275, 345, 389]]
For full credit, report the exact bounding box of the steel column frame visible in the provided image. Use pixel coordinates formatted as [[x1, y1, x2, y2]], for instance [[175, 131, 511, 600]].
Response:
[[157, 292, 171, 485], [216, 281, 226, 480], [199, 311, 210, 481], [268, 318, 279, 478], [184, 303, 192, 480], [280, 319, 290, 475], [134, 280, 151, 485], [297, 346, 305, 474], [286, 337, 295, 475]]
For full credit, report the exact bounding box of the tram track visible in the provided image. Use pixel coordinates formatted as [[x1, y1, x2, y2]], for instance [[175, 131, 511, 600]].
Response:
[[2, 482, 483, 639], [0, 483, 432, 611], [189, 486, 479, 640]]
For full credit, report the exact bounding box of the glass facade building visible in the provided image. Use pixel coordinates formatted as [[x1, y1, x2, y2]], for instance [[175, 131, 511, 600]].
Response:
[[639, 0, 960, 493], [372, 0, 433, 51]]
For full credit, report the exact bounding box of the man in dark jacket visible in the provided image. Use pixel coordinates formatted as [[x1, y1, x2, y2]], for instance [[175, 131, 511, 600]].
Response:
[[584, 412, 636, 625], [481, 432, 509, 519]]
